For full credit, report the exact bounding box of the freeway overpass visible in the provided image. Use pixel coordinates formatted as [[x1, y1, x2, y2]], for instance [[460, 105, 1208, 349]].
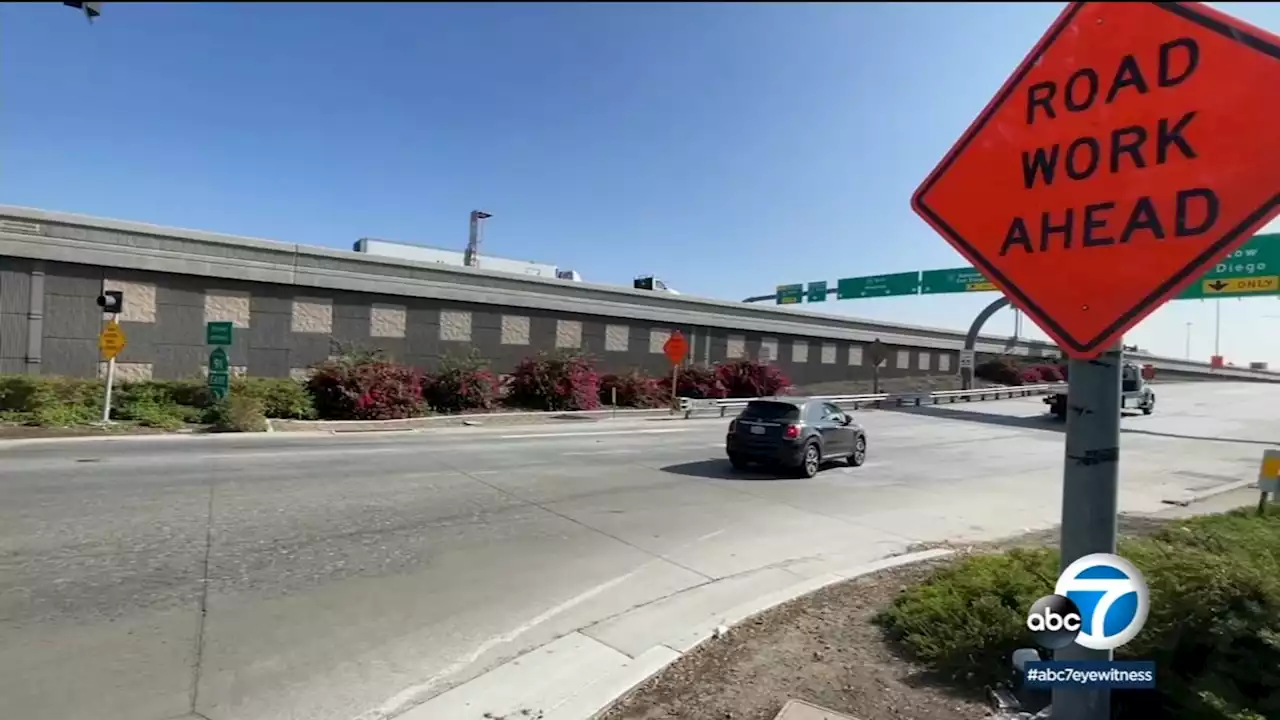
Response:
[[0, 204, 1275, 387]]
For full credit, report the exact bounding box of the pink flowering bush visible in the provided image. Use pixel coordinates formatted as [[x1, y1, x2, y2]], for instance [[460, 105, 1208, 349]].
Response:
[[506, 351, 602, 411]]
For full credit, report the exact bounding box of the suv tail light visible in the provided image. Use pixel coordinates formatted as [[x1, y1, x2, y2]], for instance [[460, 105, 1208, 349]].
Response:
[[728, 419, 737, 433], [783, 424, 800, 439]]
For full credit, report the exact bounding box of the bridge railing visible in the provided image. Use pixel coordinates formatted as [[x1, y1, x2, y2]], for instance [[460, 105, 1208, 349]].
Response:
[[677, 383, 1065, 418]]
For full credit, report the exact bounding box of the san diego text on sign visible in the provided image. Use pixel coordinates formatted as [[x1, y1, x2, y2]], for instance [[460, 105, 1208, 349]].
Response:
[[1003, 38, 1214, 256]]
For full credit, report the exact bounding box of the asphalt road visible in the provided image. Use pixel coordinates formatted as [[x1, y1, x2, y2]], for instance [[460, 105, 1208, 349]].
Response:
[[2, 382, 1276, 720]]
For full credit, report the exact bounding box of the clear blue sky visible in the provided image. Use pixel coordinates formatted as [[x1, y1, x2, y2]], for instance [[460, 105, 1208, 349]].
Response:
[[3, 2, 1280, 363]]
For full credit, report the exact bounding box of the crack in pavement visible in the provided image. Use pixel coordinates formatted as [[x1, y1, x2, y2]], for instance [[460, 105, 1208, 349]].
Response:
[[188, 479, 217, 718]]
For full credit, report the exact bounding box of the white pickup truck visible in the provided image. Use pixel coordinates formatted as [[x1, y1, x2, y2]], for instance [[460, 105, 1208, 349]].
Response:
[[1044, 361, 1155, 419]]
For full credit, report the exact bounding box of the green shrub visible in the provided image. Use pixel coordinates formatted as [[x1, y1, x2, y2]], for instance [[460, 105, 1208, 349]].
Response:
[[875, 507, 1280, 720], [874, 547, 1058, 686], [205, 395, 268, 432], [30, 401, 100, 427], [113, 380, 200, 429], [116, 400, 187, 430], [0, 375, 102, 425], [0, 374, 46, 412], [232, 378, 315, 419]]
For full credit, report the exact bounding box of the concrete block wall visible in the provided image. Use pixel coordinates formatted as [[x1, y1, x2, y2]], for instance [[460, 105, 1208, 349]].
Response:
[[3, 259, 958, 387]]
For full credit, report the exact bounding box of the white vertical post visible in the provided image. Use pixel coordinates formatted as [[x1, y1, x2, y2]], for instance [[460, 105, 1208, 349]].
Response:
[[1214, 299, 1222, 358], [100, 313, 118, 424]]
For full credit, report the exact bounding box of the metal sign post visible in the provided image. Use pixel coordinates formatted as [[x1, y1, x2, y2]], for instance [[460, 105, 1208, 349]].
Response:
[[97, 316, 127, 424], [663, 331, 690, 412], [100, 353, 117, 423], [1056, 345, 1124, 718]]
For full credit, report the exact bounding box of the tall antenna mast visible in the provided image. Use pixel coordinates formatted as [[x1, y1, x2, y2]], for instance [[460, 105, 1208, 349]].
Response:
[[464, 210, 491, 268]]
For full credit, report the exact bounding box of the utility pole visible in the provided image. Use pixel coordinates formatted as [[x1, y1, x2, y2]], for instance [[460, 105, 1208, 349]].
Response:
[[1214, 300, 1222, 358], [464, 210, 491, 268]]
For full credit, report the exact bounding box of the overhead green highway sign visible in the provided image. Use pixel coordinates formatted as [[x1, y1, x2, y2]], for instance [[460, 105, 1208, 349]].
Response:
[[836, 272, 920, 299], [776, 284, 804, 305], [919, 267, 996, 294]]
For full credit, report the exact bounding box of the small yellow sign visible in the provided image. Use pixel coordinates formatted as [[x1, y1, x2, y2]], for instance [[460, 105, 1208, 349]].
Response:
[[1260, 449, 1280, 494], [98, 320, 127, 360], [966, 282, 997, 292], [1202, 275, 1280, 295]]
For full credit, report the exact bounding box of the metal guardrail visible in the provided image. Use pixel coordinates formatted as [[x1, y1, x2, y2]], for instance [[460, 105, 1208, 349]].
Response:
[[677, 383, 1065, 418]]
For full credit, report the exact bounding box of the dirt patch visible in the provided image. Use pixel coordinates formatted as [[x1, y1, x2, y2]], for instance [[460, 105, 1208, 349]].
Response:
[[599, 515, 1174, 720]]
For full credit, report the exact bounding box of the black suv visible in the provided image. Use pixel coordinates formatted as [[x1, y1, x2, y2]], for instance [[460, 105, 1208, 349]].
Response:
[[725, 398, 867, 478]]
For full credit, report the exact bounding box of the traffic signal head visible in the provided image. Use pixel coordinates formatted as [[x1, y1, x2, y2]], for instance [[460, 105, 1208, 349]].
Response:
[[97, 290, 124, 314]]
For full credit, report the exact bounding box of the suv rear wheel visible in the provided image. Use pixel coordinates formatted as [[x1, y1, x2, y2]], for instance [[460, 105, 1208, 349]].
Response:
[[796, 442, 821, 478]]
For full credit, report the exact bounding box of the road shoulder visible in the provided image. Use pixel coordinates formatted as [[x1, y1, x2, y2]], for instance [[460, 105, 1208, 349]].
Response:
[[595, 488, 1261, 720]]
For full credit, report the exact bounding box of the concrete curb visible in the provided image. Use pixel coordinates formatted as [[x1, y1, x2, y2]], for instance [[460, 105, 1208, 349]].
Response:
[[391, 548, 955, 720], [1160, 477, 1260, 507]]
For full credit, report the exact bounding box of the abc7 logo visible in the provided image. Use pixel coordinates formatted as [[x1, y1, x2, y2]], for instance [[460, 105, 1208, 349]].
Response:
[[1026, 594, 1084, 649], [1027, 553, 1150, 651]]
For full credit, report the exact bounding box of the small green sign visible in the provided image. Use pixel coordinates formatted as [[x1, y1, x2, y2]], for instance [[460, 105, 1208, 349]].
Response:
[[919, 267, 996, 294], [806, 281, 828, 303], [206, 321, 234, 346], [836, 272, 920, 299], [208, 371, 230, 400], [208, 347, 229, 374], [776, 284, 804, 305]]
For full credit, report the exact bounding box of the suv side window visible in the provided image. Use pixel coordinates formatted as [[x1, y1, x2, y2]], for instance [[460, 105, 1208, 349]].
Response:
[[821, 403, 845, 420]]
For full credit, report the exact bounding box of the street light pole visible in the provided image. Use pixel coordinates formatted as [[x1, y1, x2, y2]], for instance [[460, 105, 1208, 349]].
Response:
[[1185, 321, 1193, 360], [1213, 300, 1222, 358]]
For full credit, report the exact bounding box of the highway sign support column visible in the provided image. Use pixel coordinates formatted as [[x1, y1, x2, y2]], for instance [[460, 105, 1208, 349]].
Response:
[[1056, 345, 1123, 720]]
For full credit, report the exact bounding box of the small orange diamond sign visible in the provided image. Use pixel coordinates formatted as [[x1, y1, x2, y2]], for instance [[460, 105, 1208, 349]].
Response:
[[663, 331, 689, 365], [912, 2, 1280, 358]]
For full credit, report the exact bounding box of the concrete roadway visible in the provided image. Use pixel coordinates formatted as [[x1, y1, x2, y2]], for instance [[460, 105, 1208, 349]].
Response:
[[1, 382, 1276, 720]]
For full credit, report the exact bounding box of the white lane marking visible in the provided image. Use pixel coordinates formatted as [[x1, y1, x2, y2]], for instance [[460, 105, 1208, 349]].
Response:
[[497, 428, 696, 440], [354, 568, 640, 720], [696, 528, 726, 542], [562, 449, 643, 457]]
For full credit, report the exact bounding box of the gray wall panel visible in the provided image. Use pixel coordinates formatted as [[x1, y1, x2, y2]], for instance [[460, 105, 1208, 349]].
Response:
[[248, 348, 290, 378], [154, 344, 207, 380], [43, 337, 97, 377], [44, 294, 101, 340], [0, 313, 27, 360]]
